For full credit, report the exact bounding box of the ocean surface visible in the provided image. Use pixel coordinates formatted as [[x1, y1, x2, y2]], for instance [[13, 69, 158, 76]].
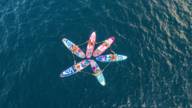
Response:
[[0, 0, 192, 108]]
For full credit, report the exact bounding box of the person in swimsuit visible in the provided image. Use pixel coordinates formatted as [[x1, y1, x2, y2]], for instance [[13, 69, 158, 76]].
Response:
[[92, 68, 101, 76], [110, 54, 116, 61], [88, 40, 94, 48], [71, 45, 78, 53], [103, 41, 109, 47], [74, 64, 81, 72]]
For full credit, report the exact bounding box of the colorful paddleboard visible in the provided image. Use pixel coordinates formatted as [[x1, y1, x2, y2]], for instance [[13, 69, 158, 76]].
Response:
[[96, 54, 127, 62], [93, 36, 115, 57], [89, 60, 106, 86], [60, 60, 90, 78], [86, 32, 96, 58], [62, 38, 85, 58]]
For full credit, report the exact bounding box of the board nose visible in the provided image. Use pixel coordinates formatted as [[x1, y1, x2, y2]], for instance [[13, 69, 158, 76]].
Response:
[[100, 80, 106, 86], [62, 38, 67, 42]]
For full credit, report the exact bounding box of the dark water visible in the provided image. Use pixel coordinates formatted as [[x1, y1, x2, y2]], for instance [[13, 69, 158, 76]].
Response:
[[0, 0, 192, 108]]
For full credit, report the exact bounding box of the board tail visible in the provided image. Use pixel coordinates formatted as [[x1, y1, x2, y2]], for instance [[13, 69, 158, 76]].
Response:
[[94, 72, 106, 86]]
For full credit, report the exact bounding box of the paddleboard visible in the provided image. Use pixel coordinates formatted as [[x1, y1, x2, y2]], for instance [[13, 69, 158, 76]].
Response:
[[60, 59, 90, 77], [86, 32, 96, 58], [62, 38, 85, 58], [96, 54, 127, 62], [93, 36, 115, 57]]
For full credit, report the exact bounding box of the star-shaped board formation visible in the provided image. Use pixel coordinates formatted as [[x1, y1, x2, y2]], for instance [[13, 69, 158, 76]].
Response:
[[60, 32, 127, 86]]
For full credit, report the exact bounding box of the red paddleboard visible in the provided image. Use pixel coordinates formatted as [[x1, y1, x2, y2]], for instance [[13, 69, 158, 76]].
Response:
[[86, 32, 96, 58], [93, 36, 115, 57]]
